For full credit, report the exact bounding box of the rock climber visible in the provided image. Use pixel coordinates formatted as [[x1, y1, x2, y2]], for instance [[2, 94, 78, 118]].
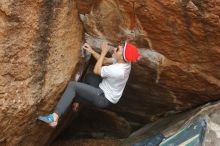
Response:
[[37, 41, 140, 127]]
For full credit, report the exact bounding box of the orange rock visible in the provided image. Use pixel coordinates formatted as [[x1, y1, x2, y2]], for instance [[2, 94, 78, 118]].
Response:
[[76, 0, 220, 123], [0, 0, 82, 145], [1, 0, 220, 145]]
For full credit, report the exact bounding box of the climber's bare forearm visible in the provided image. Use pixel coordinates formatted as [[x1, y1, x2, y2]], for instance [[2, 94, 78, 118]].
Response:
[[91, 50, 113, 65], [93, 53, 105, 75]]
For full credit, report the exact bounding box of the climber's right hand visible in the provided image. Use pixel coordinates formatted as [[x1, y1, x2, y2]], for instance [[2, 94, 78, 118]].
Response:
[[83, 43, 94, 54]]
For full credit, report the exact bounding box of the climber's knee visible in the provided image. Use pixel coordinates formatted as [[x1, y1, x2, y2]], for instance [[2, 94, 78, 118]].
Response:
[[68, 81, 77, 88]]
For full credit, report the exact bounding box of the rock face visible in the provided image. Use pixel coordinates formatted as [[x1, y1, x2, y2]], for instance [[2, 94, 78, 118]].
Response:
[[54, 101, 220, 146], [55, 108, 131, 139], [76, 0, 220, 122], [0, 0, 220, 145], [121, 101, 220, 146], [0, 0, 82, 145]]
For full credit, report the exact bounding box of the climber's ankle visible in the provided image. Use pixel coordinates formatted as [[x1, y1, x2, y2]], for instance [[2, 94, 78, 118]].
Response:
[[52, 112, 59, 122]]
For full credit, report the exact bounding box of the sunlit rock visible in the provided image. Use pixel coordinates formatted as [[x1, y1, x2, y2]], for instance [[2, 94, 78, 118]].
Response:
[[0, 0, 82, 145]]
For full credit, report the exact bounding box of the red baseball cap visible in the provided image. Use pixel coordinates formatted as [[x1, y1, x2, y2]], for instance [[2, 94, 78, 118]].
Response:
[[123, 42, 140, 62]]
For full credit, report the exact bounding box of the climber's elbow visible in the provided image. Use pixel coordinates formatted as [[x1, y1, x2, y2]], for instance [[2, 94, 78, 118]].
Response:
[[93, 67, 101, 76]]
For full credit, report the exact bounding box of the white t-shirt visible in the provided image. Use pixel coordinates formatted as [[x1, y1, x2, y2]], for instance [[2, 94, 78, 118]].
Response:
[[99, 61, 131, 104]]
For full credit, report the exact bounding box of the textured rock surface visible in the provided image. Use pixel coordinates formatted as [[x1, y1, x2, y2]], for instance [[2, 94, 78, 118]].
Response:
[[1, 0, 220, 145], [0, 0, 82, 145], [76, 0, 220, 122], [52, 101, 220, 146], [121, 101, 220, 146], [57, 108, 131, 138]]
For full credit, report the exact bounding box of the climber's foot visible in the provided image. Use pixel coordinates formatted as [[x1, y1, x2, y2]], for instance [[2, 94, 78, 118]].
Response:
[[72, 102, 79, 112], [38, 113, 59, 128]]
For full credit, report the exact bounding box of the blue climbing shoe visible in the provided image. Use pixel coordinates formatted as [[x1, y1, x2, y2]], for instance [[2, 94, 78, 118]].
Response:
[[37, 114, 55, 124]]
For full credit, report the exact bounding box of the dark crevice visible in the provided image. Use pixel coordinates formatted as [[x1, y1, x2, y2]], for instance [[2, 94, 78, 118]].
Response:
[[31, 0, 55, 99], [180, 0, 197, 45]]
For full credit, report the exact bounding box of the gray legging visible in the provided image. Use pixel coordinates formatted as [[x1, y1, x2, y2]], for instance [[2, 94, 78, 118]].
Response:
[[54, 73, 111, 117]]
